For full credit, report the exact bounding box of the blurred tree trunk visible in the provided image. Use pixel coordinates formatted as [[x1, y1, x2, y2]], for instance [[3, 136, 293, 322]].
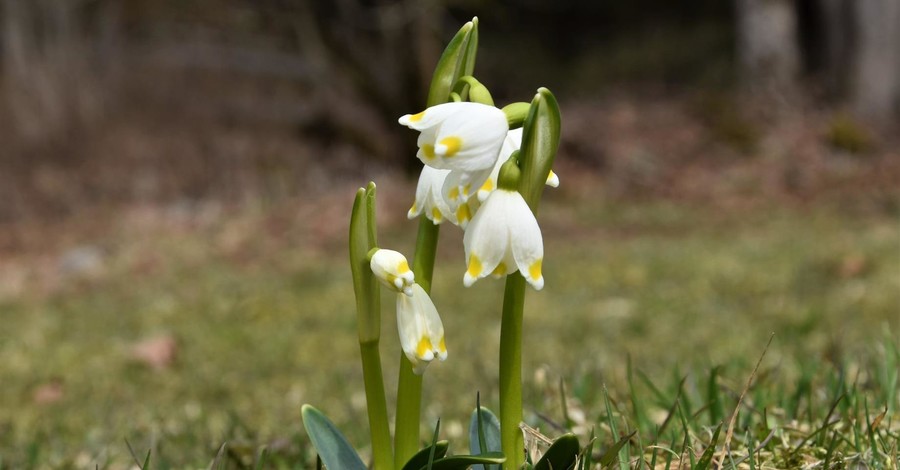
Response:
[[815, 0, 853, 97], [851, 0, 900, 120], [734, 0, 800, 98]]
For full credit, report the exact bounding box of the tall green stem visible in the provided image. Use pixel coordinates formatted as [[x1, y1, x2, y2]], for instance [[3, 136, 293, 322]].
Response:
[[499, 273, 527, 469], [350, 184, 394, 470], [361, 340, 395, 470], [394, 219, 440, 467]]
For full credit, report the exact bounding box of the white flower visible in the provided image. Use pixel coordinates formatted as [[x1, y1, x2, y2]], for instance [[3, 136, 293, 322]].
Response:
[[476, 128, 560, 202], [441, 168, 491, 228], [370, 249, 416, 295], [397, 284, 447, 375], [409, 166, 457, 225], [463, 188, 544, 290], [399, 102, 508, 172]]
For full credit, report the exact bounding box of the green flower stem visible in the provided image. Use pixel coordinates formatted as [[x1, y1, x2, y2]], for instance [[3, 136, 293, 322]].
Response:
[[453, 75, 494, 106], [394, 356, 423, 468], [350, 184, 394, 470], [501, 102, 530, 128], [499, 273, 527, 469], [394, 219, 441, 468], [361, 339, 395, 470]]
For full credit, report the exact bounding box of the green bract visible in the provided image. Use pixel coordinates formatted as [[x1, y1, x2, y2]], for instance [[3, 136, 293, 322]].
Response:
[[349, 183, 380, 342], [427, 18, 479, 108], [517, 88, 561, 213]]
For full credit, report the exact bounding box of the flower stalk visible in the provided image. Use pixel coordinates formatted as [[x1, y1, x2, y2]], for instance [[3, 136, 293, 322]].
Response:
[[497, 88, 561, 469], [394, 17, 479, 467]]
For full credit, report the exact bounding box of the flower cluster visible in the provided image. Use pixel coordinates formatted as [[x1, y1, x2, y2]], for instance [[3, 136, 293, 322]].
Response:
[[399, 102, 556, 291]]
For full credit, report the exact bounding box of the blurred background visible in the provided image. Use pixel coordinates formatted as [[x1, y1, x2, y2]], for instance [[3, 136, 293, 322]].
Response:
[[0, 0, 898, 467], [1, 0, 898, 218]]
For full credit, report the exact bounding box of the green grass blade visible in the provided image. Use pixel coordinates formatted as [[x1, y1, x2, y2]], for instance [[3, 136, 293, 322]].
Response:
[[694, 423, 722, 470], [598, 431, 636, 468], [426, 418, 441, 470], [707, 366, 723, 426]]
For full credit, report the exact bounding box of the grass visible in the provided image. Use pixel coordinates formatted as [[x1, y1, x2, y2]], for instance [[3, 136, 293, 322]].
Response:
[[0, 187, 897, 468]]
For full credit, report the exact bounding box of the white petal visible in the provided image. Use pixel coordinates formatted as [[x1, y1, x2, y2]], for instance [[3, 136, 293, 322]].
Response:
[[398, 102, 460, 130], [546, 170, 560, 188], [371, 249, 415, 294], [397, 292, 426, 361], [413, 284, 447, 362], [462, 190, 511, 286], [504, 191, 544, 290], [396, 285, 446, 375], [409, 166, 455, 224], [432, 104, 508, 171]]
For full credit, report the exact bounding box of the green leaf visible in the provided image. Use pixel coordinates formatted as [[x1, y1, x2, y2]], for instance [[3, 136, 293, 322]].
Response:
[[707, 366, 724, 426], [416, 453, 506, 470], [534, 433, 579, 470], [426, 18, 478, 106], [597, 431, 636, 468], [402, 441, 450, 470], [579, 429, 595, 470], [301, 405, 366, 470], [517, 88, 561, 214], [694, 423, 723, 470], [469, 406, 502, 470]]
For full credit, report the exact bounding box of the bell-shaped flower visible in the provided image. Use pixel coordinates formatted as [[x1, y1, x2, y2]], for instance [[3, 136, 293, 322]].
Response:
[[463, 188, 544, 290], [409, 166, 457, 225], [370, 249, 415, 296], [441, 167, 491, 228], [399, 102, 508, 172], [476, 128, 560, 202], [397, 283, 447, 375]]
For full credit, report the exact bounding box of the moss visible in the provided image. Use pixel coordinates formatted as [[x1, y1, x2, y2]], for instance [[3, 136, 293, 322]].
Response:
[[826, 114, 873, 154]]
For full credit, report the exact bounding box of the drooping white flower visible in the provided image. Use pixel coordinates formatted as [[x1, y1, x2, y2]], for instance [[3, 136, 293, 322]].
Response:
[[463, 188, 544, 290], [409, 166, 457, 225], [399, 102, 508, 172], [440, 167, 492, 228], [476, 128, 560, 202], [397, 283, 447, 375], [370, 249, 415, 296]]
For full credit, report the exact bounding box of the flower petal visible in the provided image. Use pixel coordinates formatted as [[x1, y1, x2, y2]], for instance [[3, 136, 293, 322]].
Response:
[[398, 103, 459, 130], [462, 190, 510, 286], [371, 249, 415, 294], [396, 285, 446, 375], [505, 191, 544, 290]]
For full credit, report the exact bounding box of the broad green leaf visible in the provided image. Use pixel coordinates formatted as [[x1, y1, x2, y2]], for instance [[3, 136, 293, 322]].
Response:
[[468, 406, 501, 470], [534, 433, 579, 470], [301, 405, 366, 470], [426, 19, 478, 106], [517, 88, 561, 213], [416, 453, 506, 470], [402, 441, 449, 470]]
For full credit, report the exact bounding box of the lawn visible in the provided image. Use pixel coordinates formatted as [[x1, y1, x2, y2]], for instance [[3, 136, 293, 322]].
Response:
[[0, 179, 897, 468]]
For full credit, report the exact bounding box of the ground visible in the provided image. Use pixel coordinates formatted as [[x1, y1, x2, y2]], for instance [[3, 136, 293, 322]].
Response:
[[0, 94, 898, 468]]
